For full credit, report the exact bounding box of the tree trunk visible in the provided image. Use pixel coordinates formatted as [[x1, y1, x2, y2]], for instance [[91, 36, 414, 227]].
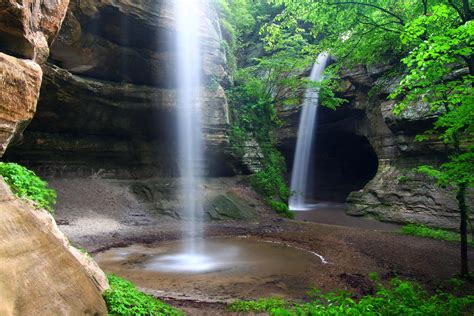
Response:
[[457, 182, 470, 278]]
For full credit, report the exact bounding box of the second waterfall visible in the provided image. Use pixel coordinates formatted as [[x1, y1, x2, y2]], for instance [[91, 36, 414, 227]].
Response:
[[289, 53, 330, 211]]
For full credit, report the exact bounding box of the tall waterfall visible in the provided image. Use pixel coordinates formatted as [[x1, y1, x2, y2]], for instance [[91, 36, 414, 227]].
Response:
[[289, 53, 329, 211], [175, 0, 204, 253]]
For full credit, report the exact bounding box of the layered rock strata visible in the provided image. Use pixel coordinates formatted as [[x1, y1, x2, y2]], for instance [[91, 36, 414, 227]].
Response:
[[6, 0, 234, 177]]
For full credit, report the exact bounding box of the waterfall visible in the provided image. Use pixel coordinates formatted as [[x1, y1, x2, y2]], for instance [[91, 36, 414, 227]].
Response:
[[175, 0, 204, 253], [289, 53, 329, 211]]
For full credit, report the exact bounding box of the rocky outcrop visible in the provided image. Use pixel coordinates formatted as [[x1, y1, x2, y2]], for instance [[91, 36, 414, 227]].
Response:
[[278, 64, 471, 229], [0, 0, 69, 156], [0, 0, 70, 63], [0, 53, 42, 156], [338, 65, 472, 229], [130, 177, 258, 220], [6, 0, 234, 177], [0, 178, 107, 315]]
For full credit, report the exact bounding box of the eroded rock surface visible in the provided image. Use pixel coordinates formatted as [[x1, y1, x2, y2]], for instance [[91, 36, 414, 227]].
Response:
[[278, 64, 471, 229], [6, 0, 234, 177], [0, 0, 70, 156], [0, 53, 42, 156], [0, 178, 108, 315], [0, 0, 70, 63]]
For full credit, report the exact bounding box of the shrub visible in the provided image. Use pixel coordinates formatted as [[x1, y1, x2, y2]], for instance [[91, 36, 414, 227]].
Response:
[[103, 274, 181, 316], [250, 147, 291, 202], [229, 278, 474, 315], [0, 162, 56, 213], [400, 224, 473, 246], [268, 199, 294, 219]]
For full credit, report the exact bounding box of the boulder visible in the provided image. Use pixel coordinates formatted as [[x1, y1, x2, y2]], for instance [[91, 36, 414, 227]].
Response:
[[0, 178, 108, 315], [0, 53, 42, 156]]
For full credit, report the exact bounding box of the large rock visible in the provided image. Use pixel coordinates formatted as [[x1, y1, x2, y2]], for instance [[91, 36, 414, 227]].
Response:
[[339, 65, 472, 229], [0, 178, 107, 315], [0, 53, 42, 156], [0, 0, 70, 63], [0, 0, 70, 156]]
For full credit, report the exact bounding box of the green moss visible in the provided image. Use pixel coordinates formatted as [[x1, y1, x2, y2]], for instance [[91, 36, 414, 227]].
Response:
[[400, 224, 473, 246], [229, 278, 474, 315], [103, 274, 182, 316], [0, 162, 56, 213], [398, 175, 411, 183]]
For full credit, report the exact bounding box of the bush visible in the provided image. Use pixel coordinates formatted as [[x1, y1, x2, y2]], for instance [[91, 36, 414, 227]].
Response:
[[229, 278, 474, 315], [103, 274, 181, 316], [268, 199, 294, 219], [250, 147, 291, 202], [400, 224, 473, 246], [0, 162, 56, 213]]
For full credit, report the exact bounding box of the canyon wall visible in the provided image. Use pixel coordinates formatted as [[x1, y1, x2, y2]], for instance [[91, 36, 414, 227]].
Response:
[[5, 0, 235, 177]]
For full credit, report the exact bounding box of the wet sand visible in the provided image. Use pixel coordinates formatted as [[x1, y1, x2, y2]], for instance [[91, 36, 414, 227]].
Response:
[[293, 202, 401, 231], [50, 177, 474, 314]]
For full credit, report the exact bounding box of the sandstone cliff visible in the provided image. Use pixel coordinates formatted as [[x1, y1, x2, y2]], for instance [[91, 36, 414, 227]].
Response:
[[6, 0, 234, 177]]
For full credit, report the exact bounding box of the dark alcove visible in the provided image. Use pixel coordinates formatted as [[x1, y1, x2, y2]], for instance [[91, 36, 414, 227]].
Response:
[[281, 105, 379, 203]]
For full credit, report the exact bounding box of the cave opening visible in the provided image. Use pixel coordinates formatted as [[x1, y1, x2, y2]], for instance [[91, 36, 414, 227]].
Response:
[[282, 105, 379, 203]]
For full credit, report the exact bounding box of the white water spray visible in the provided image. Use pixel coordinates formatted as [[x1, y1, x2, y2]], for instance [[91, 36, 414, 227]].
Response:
[[175, 0, 204, 253], [289, 53, 329, 211]]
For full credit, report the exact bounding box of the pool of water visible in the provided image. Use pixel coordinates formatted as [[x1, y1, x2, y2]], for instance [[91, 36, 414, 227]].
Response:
[[95, 237, 324, 301]]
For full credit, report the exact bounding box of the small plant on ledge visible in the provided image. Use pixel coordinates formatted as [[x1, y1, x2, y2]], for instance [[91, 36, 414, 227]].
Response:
[[0, 162, 56, 213]]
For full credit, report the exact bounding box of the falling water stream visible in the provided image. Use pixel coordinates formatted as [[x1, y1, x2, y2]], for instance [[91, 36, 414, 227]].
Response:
[[160, 0, 208, 272], [289, 53, 330, 211]]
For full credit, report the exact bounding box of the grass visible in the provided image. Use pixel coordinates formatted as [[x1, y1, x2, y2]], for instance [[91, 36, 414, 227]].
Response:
[[0, 162, 56, 213], [228, 277, 474, 315], [103, 274, 182, 316], [400, 224, 473, 246]]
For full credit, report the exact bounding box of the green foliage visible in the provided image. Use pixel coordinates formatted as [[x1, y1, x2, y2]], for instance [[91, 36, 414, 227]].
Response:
[[397, 175, 410, 183], [229, 278, 474, 315], [250, 147, 290, 199], [103, 274, 181, 316], [400, 224, 473, 246], [267, 0, 411, 66], [416, 151, 474, 189], [0, 162, 56, 213], [228, 297, 289, 313], [268, 199, 294, 219]]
